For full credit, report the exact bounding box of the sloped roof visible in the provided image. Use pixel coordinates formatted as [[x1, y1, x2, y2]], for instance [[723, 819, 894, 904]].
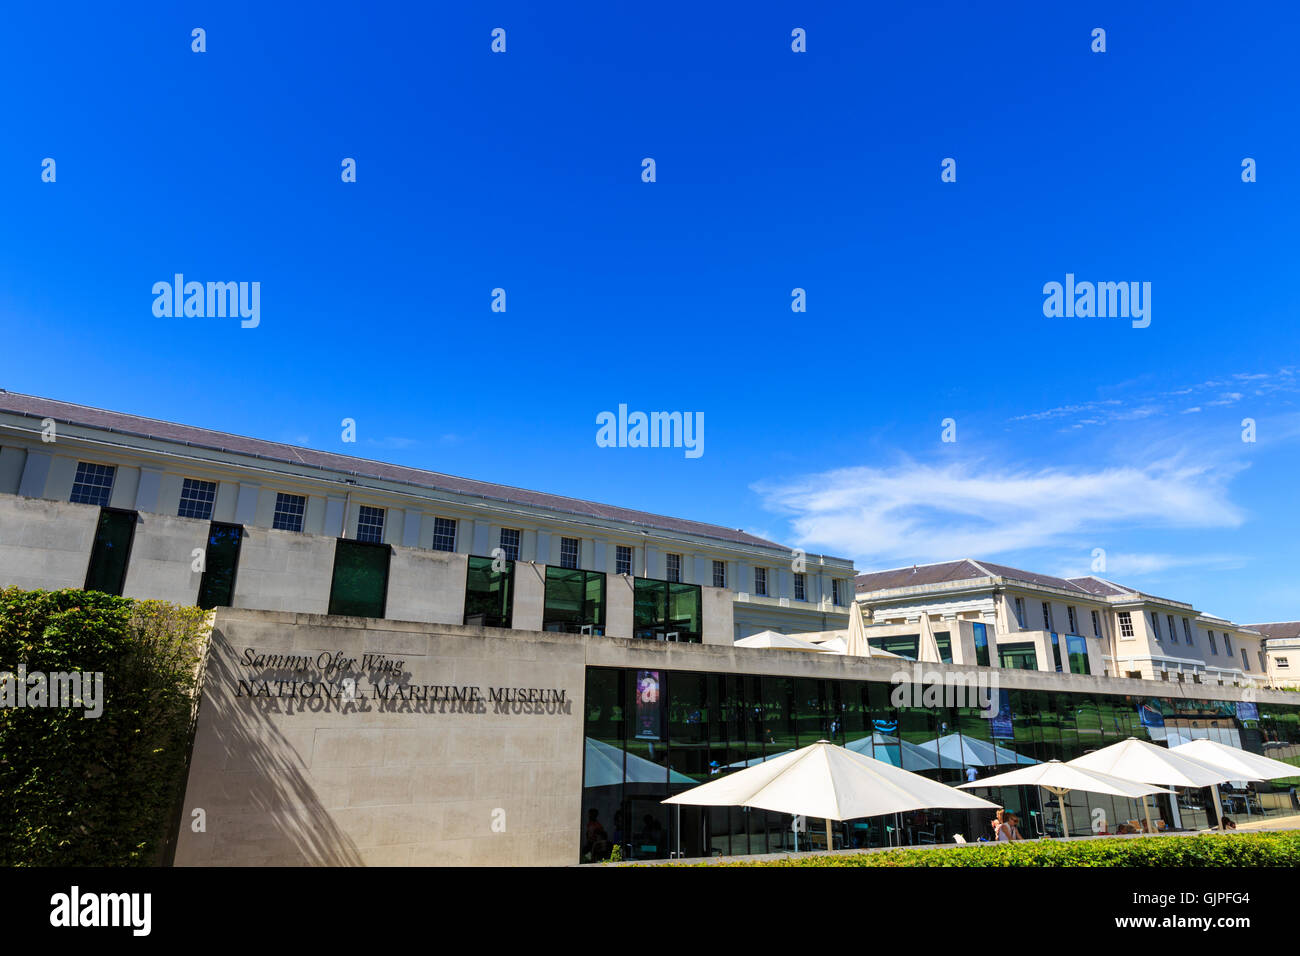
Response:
[[0, 391, 795, 552], [853, 560, 991, 592], [1249, 622, 1300, 640]]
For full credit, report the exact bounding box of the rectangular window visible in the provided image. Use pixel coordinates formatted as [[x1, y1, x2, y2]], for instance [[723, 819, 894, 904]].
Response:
[[1277, 656, 1290, 668], [972, 621, 990, 667], [83, 508, 136, 596], [1183, 618, 1194, 645], [543, 567, 606, 634], [1091, 610, 1102, 638], [432, 517, 457, 552], [1042, 602, 1053, 630], [356, 505, 385, 544], [1118, 611, 1134, 638], [1013, 597, 1026, 627], [560, 537, 580, 570], [464, 555, 514, 628], [328, 539, 390, 618], [1224, 633, 1234, 656], [1258, 650, 1267, 670], [793, 573, 806, 601], [665, 553, 681, 583], [1150, 612, 1162, 640], [998, 642, 1039, 671], [754, 567, 767, 596], [1167, 615, 1178, 644], [177, 478, 218, 520], [616, 545, 633, 576], [1208, 631, 1218, 654], [499, 528, 520, 562], [272, 493, 306, 532], [832, 579, 844, 606], [1050, 632, 1064, 672], [1066, 635, 1091, 675], [1241, 648, 1250, 671], [711, 559, 725, 589], [633, 578, 701, 643], [70, 462, 116, 507], [1067, 606, 1078, 634], [197, 522, 243, 610]]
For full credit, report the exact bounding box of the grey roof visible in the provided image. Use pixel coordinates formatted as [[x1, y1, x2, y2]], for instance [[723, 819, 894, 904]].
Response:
[[855, 560, 996, 592], [1065, 576, 1135, 597], [0, 391, 796, 552], [1249, 622, 1300, 640]]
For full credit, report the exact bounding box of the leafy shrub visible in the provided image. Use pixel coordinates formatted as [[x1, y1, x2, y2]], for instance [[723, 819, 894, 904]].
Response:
[[707, 830, 1300, 867], [0, 587, 211, 866]]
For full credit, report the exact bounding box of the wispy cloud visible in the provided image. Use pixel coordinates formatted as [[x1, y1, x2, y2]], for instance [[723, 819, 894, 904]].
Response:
[[1052, 551, 1246, 579], [754, 458, 1246, 565]]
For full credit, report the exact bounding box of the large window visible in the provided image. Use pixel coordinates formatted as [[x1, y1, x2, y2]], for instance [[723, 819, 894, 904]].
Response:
[[666, 553, 681, 583], [84, 508, 135, 596], [616, 545, 633, 576], [1118, 611, 1134, 638], [1066, 635, 1091, 675], [356, 505, 385, 544], [465, 555, 514, 628], [634, 578, 701, 643], [999, 642, 1039, 670], [272, 492, 306, 532], [178, 478, 217, 520], [328, 539, 390, 618], [868, 635, 920, 659], [1050, 632, 1064, 672], [1042, 602, 1054, 630], [754, 567, 767, 596], [70, 462, 116, 506], [197, 522, 243, 610], [793, 573, 806, 601], [1013, 596, 1026, 627], [972, 621, 990, 667], [432, 517, 457, 552], [560, 537, 581, 570], [712, 559, 725, 589], [499, 528, 520, 562], [832, 579, 844, 606], [544, 567, 606, 634]]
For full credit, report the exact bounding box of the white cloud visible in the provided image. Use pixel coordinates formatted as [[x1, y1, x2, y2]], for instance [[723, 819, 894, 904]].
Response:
[[1052, 551, 1245, 579], [754, 459, 1245, 564]]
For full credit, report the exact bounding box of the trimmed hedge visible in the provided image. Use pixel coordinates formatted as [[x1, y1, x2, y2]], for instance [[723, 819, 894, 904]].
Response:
[[710, 830, 1300, 867], [0, 587, 211, 866]]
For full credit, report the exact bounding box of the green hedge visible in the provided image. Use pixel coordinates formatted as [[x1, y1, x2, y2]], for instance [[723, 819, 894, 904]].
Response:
[[709, 830, 1300, 867], [0, 587, 211, 866]]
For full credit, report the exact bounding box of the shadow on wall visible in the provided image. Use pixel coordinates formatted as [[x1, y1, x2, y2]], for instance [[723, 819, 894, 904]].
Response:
[[185, 629, 363, 866]]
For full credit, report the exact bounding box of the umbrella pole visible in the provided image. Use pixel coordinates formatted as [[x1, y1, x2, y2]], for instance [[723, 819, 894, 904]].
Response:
[[1211, 784, 1224, 830], [825, 818, 833, 853], [1141, 795, 1154, 834], [1057, 791, 1070, 839]]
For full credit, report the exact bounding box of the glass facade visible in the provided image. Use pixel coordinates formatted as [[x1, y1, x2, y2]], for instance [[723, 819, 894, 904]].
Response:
[[867, 632, 952, 663], [633, 578, 701, 642], [544, 567, 606, 634], [580, 666, 1300, 862], [998, 642, 1038, 670], [197, 522, 243, 610], [972, 621, 990, 667], [464, 555, 514, 628], [83, 508, 136, 596], [328, 539, 391, 618]]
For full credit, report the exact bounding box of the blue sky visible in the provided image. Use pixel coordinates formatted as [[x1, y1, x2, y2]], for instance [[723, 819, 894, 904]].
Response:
[[2, 2, 1298, 623]]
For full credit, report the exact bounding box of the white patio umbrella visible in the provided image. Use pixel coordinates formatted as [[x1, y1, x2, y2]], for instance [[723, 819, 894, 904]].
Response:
[[916, 614, 943, 663], [664, 739, 998, 854], [845, 602, 872, 658], [735, 631, 828, 652], [1170, 739, 1300, 827], [845, 732, 943, 772], [958, 759, 1173, 838], [817, 635, 849, 654], [1069, 737, 1232, 834]]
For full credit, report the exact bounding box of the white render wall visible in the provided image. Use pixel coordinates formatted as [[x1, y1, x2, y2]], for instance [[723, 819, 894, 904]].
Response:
[[385, 547, 468, 625], [0, 496, 99, 590], [232, 527, 336, 614], [121, 512, 212, 606]]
